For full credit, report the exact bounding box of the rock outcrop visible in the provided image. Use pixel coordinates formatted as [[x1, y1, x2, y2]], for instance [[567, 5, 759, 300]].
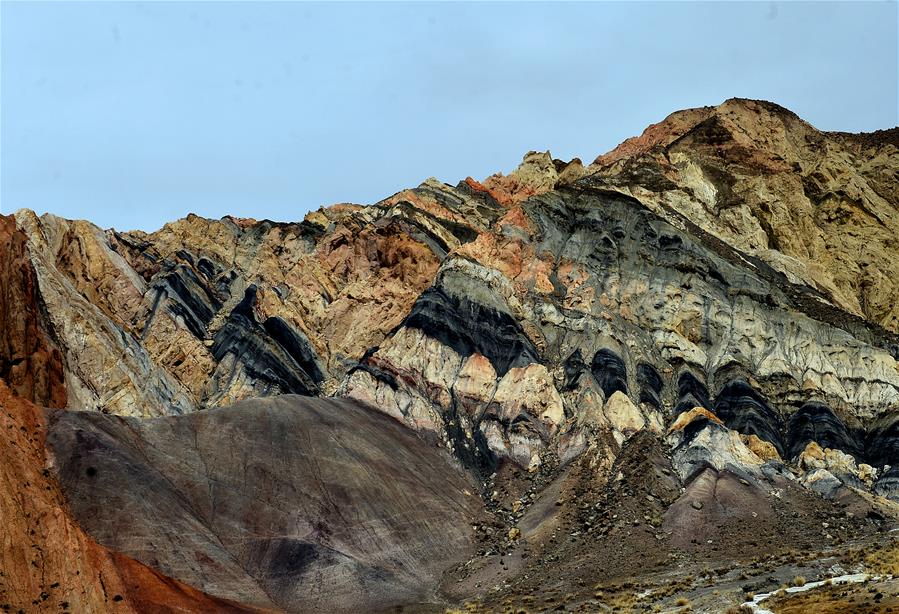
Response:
[[0, 216, 66, 408], [591, 99, 899, 335]]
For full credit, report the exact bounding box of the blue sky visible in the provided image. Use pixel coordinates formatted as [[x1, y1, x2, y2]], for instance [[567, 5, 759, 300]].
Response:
[[2, 2, 897, 231]]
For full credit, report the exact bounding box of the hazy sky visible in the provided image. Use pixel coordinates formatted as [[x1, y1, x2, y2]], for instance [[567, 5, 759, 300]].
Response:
[[2, 2, 897, 231]]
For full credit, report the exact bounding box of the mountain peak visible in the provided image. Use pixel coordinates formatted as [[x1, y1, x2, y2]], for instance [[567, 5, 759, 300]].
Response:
[[592, 98, 812, 168]]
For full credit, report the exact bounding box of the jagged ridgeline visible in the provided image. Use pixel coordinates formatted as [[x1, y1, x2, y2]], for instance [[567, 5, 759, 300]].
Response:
[[2, 98, 898, 612]]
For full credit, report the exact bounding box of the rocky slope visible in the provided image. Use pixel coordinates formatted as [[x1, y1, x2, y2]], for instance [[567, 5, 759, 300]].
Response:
[[44, 396, 483, 613], [2, 98, 898, 612], [0, 381, 267, 614]]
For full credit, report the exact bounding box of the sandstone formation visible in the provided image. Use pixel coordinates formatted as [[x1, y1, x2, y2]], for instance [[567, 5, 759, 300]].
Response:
[[2, 98, 898, 611]]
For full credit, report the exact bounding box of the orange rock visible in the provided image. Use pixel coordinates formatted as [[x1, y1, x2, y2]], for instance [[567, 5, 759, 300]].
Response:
[[669, 407, 724, 432], [497, 206, 538, 235], [743, 433, 782, 462], [0, 215, 67, 408], [480, 151, 564, 206], [798, 441, 827, 470]]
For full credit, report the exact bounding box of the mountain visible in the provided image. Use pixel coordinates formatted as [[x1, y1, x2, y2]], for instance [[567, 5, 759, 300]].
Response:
[[2, 98, 898, 612]]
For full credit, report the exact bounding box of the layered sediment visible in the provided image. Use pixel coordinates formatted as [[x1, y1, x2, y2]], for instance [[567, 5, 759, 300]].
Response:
[[2, 98, 898, 612]]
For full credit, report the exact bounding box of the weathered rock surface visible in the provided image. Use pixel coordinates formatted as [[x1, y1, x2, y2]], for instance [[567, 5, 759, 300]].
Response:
[[0, 216, 66, 408], [345, 170, 899, 484], [2, 98, 899, 610], [44, 395, 483, 613], [592, 99, 899, 336], [0, 381, 264, 614]]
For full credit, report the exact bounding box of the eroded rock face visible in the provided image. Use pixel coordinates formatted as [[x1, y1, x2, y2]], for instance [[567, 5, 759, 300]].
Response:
[[3, 98, 899, 609], [344, 176, 899, 486], [591, 99, 899, 336], [44, 395, 483, 613], [7, 101, 899, 445], [10, 99, 894, 485], [0, 215, 66, 408], [10, 179, 503, 415]]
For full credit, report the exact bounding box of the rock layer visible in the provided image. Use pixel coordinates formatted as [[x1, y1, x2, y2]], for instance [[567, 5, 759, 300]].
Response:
[[2, 98, 899, 611]]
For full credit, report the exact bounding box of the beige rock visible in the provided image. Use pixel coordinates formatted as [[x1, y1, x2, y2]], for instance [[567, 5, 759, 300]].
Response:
[[603, 391, 646, 436], [799, 442, 858, 476], [743, 434, 782, 462], [494, 363, 565, 429], [858, 463, 878, 485], [799, 441, 827, 471], [454, 353, 498, 417], [823, 447, 858, 475], [475, 151, 568, 206]]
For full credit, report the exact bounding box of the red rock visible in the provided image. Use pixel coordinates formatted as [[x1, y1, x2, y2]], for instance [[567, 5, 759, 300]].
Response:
[[0, 215, 66, 408]]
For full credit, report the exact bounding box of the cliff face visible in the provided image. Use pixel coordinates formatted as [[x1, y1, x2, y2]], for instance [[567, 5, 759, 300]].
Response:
[[2, 98, 899, 611], [0, 216, 66, 408], [591, 99, 899, 334]]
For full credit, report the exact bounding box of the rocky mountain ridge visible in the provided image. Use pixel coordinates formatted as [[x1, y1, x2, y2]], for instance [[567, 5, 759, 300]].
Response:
[[2, 98, 898, 612]]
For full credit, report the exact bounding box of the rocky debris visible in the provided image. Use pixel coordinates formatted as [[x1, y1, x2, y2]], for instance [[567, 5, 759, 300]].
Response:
[[45, 395, 484, 613], [802, 468, 844, 498]]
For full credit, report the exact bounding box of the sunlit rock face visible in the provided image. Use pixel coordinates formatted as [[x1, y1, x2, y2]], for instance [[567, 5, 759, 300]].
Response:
[[6, 100, 899, 475], [591, 98, 899, 337], [344, 178, 899, 484], [2, 98, 899, 611]]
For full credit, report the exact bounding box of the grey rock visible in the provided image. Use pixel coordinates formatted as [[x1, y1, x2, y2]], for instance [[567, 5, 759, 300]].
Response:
[[45, 395, 483, 613]]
